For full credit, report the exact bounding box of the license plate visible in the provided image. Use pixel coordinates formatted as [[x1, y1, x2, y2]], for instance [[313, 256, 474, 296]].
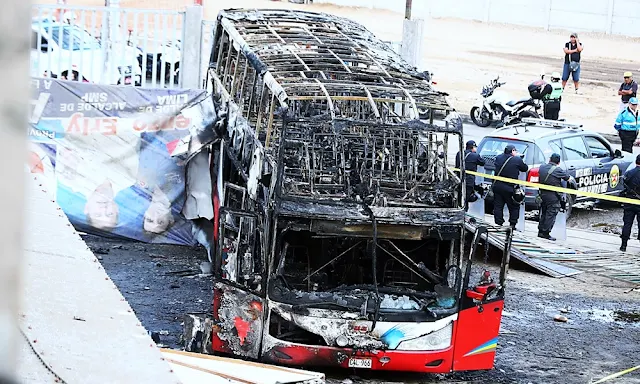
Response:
[[348, 358, 372, 369]]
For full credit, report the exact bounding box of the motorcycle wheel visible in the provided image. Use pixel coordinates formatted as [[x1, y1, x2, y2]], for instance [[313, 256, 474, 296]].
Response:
[[470, 106, 491, 127], [505, 110, 540, 126], [418, 107, 431, 120]]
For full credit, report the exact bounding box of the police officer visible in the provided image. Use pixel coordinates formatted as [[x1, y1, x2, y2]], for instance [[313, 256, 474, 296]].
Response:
[[543, 72, 563, 120], [455, 140, 486, 211], [537, 153, 574, 241], [492, 145, 528, 228], [620, 154, 640, 252]]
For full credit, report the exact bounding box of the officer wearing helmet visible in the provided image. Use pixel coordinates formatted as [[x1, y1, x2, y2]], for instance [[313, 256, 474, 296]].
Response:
[[537, 153, 575, 241], [492, 145, 528, 228], [542, 72, 563, 120], [455, 140, 486, 211]]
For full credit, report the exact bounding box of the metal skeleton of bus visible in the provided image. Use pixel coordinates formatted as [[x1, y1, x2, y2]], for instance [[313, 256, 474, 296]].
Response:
[[188, 8, 514, 374]]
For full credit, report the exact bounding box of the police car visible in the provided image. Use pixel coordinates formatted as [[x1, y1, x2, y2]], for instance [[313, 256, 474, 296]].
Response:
[[475, 118, 636, 217], [30, 16, 142, 85]]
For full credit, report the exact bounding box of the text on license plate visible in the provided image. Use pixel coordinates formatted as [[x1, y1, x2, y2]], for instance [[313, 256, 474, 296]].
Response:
[[348, 358, 372, 369]]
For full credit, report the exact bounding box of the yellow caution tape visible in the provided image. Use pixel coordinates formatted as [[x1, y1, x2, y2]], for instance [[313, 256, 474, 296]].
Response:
[[451, 168, 640, 205], [592, 364, 640, 383]]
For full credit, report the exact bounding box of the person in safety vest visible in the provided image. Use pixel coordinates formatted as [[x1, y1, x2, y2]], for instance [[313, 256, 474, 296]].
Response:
[[620, 154, 640, 252], [537, 153, 575, 241], [614, 97, 639, 153], [543, 72, 563, 120]]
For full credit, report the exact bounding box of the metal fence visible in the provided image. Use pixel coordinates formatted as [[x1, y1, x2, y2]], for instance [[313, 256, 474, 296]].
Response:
[[31, 4, 185, 88], [200, 20, 216, 89]]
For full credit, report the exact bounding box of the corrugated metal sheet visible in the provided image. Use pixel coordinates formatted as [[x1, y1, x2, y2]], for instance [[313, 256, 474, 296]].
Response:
[[467, 214, 640, 284]]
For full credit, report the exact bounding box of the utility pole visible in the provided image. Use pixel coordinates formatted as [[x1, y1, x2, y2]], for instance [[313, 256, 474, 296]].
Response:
[[400, 0, 424, 70]]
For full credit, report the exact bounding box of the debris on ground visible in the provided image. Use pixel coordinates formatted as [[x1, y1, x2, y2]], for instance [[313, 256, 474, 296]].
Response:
[[149, 331, 161, 344], [624, 286, 640, 294], [91, 246, 110, 255], [613, 310, 640, 323], [199, 262, 212, 275], [553, 315, 569, 323]]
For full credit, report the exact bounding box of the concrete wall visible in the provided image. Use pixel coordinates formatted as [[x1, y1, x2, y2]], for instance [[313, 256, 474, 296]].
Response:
[[314, 0, 640, 37]]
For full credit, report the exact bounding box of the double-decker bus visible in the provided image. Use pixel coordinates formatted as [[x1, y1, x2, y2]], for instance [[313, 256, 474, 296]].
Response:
[[199, 8, 514, 374]]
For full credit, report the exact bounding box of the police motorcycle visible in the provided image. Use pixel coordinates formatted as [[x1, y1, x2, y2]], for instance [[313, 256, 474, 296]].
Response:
[[418, 70, 449, 120], [470, 76, 543, 127]]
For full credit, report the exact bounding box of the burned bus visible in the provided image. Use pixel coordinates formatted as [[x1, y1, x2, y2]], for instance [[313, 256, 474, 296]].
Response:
[[194, 8, 514, 374]]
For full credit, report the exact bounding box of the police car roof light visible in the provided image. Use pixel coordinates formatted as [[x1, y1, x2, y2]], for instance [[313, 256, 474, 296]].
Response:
[[521, 118, 583, 129], [494, 123, 527, 133]]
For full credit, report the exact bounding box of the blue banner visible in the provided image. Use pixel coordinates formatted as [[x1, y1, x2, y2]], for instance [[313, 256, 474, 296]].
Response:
[[28, 77, 208, 246]]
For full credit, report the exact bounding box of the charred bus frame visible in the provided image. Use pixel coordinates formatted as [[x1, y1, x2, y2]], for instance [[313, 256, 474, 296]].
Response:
[[195, 8, 513, 374]]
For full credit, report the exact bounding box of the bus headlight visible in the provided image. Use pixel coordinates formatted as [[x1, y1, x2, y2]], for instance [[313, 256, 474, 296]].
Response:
[[396, 322, 453, 351]]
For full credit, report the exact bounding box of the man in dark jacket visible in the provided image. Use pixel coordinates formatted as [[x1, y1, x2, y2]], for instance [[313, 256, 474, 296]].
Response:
[[456, 140, 486, 211], [537, 153, 573, 241], [620, 155, 640, 252], [492, 145, 528, 227]]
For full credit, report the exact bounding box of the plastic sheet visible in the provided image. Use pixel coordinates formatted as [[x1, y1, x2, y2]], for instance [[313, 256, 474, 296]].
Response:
[[550, 210, 567, 241], [467, 166, 486, 220], [503, 171, 526, 232], [28, 77, 211, 245]]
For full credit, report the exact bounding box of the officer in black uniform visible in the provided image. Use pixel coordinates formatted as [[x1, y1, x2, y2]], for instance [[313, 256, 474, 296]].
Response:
[[537, 153, 574, 241], [455, 140, 486, 211], [492, 145, 528, 227], [620, 154, 640, 252]]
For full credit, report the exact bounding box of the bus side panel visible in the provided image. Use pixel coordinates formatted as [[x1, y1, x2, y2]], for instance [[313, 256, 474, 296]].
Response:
[[212, 282, 265, 359], [451, 300, 504, 371]]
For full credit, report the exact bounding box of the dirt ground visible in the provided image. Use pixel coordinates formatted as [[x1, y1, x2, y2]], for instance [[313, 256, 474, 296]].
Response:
[[89, 233, 640, 384], [39, 0, 640, 136]]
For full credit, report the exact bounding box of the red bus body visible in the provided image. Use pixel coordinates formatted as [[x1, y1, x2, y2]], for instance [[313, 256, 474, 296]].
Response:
[[187, 9, 514, 376]]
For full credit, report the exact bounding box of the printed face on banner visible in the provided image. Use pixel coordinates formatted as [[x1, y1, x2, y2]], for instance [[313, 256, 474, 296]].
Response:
[[143, 187, 176, 234], [28, 78, 208, 246], [85, 180, 119, 231]]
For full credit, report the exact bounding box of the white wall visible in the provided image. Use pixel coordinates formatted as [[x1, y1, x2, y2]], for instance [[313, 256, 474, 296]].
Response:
[[314, 0, 640, 38]]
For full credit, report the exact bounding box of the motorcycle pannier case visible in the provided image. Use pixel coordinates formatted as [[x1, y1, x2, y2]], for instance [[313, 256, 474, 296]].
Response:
[[528, 80, 552, 100]]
